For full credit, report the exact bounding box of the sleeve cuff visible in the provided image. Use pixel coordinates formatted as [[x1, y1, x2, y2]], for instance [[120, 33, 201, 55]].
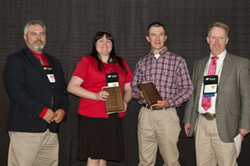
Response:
[[168, 99, 175, 108], [61, 109, 66, 117], [39, 107, 47, 118]]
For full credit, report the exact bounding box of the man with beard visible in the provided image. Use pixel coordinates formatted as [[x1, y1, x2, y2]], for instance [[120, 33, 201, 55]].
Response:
[[3, 20, 69, 166]]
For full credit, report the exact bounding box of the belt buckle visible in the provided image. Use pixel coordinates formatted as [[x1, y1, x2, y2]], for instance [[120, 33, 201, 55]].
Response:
[[152, 106, 161, 111], [202, 113, 215, 120]]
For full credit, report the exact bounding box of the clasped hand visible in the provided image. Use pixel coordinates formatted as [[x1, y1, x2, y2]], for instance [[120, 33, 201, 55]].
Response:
[[43, 108, 65, 124]]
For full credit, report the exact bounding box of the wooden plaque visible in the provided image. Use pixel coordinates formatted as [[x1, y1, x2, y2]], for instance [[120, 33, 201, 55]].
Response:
[[138, 82, 162, 106], [102, 86, 124, 113]]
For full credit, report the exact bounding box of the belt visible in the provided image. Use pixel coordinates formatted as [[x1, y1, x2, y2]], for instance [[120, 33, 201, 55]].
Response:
[[201, 113, 216, 120], [142, 104, 164, 111]]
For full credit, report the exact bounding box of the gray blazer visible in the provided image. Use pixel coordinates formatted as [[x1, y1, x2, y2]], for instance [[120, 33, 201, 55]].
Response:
[[183, 53, 250, 142]]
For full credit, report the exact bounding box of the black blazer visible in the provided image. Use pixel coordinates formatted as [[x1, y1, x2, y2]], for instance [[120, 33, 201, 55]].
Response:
[[3, 46, 69, 133]]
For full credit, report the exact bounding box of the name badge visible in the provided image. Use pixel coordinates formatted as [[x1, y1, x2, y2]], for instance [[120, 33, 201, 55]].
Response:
[[43, 66, 56, 84], [203, 75, 218, 95], [106, 72, 119, 87]]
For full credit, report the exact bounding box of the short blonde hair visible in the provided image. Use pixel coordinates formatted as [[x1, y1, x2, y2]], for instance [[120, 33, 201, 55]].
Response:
[[208, 22, 229, 37]]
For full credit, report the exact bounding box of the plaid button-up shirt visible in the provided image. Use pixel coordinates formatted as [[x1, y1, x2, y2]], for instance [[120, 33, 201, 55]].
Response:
[[131, 47, 193, 108]]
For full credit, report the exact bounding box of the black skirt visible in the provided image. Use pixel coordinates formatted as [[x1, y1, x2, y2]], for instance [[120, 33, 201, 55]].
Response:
[[77, 114, 125, 161]]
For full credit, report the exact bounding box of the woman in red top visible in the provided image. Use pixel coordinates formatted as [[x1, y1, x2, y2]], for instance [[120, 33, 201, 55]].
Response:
[[67, 30, 133, 166]]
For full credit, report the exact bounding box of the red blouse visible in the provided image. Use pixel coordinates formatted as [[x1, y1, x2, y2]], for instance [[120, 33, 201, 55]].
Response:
[[73, 56, 133, 118]]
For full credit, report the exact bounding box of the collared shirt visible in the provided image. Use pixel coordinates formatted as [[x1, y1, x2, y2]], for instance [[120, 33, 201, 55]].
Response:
[[198, 50, 227, 114], [28, 47, 50, 65], [131, 46, 193, 108]]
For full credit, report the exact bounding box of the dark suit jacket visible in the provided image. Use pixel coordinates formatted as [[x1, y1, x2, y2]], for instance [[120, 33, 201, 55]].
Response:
[[3, 46, 69, 133], [183, 53, 250, 142]]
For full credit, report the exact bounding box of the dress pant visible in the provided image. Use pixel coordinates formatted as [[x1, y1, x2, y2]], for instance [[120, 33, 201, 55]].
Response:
[[8, 129, 59, 166], [138, 106, 181, 166], [195, 115, 237, 166]]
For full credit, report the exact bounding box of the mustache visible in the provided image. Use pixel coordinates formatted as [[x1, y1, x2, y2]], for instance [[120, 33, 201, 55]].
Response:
[[34, 39, 43, 43]]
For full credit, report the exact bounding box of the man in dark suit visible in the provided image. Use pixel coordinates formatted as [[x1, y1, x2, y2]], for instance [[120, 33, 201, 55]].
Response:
[[183, 22, 250, 166], [3, 20, 69, 166]]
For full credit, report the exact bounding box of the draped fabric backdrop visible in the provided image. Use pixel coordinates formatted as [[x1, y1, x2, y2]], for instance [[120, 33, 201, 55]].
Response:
[[1, 0, 250, 165]]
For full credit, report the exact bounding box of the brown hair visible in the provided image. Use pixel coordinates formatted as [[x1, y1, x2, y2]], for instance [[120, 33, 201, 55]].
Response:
[[208, 22, 229, 37], [147, 22, 166, 36]]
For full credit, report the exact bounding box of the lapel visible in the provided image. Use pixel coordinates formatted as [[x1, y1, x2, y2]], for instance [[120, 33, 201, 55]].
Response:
[[46, 54, 58, 87], [195, 57, 209, 98], [195, 54, 233, 95], [217, 53, 233, 94], [23, 47, 52, 88]]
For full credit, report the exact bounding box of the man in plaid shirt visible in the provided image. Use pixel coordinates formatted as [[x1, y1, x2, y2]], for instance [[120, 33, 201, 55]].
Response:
[[131, 22, 193, 166]]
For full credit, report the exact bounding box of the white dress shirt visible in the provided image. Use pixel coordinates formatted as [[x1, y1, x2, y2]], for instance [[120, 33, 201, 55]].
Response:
[[198, 50, 227, 114]]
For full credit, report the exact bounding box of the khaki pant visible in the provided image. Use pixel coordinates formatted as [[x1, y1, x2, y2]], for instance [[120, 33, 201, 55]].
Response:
[[8, 129, 59, 166], [195, 115, 237, 166], [138, 106, 181, 166]]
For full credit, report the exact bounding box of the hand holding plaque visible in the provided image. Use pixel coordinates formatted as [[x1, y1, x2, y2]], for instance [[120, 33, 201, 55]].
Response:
[[138, 82, 162, 106]]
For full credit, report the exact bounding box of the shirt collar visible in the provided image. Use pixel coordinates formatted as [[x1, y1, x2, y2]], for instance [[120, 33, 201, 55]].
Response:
[[149, 46, 168, 57], [209, 49, 227, 60]]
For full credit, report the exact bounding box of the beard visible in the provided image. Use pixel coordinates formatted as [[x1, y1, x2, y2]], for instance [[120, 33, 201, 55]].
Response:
[[26, 40, 46, 52]]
